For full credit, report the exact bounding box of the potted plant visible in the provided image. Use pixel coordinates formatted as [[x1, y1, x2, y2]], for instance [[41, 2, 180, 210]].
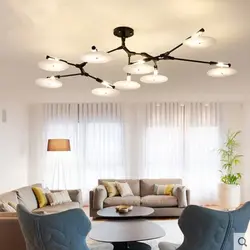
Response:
[[218, 130, 243, 209]]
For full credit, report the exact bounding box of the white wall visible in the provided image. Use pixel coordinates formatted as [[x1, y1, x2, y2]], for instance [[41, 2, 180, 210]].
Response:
[[0, 101, 29, 193]]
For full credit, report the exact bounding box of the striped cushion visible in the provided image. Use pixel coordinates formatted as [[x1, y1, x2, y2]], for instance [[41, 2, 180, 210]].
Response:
[[0, 202, 16, 212], [154, 184, 175, 195], [47, 191, 72, 206]]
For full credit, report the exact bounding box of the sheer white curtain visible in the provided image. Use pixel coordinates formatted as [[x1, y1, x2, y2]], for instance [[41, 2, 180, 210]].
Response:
[[143, 103, 184, 178], [184, 103, 220, 204], [30, 102, 221, 205], [78, 103, 126, 198], [141, 102, 220, 204]]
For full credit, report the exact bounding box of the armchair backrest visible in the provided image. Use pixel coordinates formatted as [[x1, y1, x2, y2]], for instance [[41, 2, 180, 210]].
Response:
[[17, 204, 91, 250], [178, 202, 250, 250]]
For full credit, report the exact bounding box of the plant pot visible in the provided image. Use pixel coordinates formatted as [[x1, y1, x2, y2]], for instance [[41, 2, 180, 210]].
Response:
[[219, 183, 241, 209]]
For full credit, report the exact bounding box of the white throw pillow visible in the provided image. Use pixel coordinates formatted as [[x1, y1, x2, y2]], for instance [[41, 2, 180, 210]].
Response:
[[46, 190, 72, 206], [115, 182, 134, 197], [0, 202, 16, 212]]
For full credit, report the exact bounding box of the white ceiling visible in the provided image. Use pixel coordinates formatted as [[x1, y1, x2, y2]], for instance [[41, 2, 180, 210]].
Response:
[[1, 0, 250, 102]]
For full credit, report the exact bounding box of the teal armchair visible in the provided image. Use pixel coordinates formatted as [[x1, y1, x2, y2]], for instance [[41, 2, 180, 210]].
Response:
[[17, 204, 91, 250], [159, 202, 250, 250]]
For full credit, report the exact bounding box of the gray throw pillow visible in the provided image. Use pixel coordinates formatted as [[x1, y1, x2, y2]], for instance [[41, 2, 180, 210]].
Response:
[[172, 185, 187, 208]]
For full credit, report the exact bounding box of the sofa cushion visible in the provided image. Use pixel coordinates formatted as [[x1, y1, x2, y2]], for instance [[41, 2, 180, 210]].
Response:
[[141, 195, 178, 207], [116, 182, 134, 197], [0, 191, 19, 207], [103, 181, 119, 197], [0, 202, 16, 212], [104, 196, 141, 207], [33, 202, 80, 213], [154, 184, 175, 195], [32, 187, 48, 208], [140, 179, 182, 197], [99, 179, 140, 196], [15, 186, 38, 211]]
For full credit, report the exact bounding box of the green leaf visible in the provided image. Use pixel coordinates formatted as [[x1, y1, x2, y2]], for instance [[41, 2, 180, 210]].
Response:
[[218, 130, 243, 184]]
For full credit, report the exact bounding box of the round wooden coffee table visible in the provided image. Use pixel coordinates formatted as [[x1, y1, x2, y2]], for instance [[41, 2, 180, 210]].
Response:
[[97, 206, 154, 218], [90, 206, 165, 249]]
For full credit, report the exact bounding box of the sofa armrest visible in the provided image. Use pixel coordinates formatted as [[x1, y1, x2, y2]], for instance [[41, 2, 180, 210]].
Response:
[[186, 188, 191, 206], [172, 186, 188, 208], [51, 189, 83, 207], [92, 185, 107, 210]]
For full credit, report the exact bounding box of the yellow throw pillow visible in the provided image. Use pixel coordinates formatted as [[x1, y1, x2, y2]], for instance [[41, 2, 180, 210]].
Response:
[[154, 184, 175, 195], [103, 181, 120, 197], [32, 187, 48, 208]]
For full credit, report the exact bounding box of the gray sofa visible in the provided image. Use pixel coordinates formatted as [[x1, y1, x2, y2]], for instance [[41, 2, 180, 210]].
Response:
[[0, 183, 83, 213], [0, 183, 83, 250], [89, 178, 190, 218]]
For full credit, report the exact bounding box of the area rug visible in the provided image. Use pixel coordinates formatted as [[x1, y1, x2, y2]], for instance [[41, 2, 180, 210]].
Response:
[[87, 219, 183, 250]]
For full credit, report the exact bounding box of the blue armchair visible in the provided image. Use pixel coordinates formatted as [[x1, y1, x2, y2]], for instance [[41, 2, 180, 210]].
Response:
[[16, 204, 91, 250], [159, 202, 250, 250]]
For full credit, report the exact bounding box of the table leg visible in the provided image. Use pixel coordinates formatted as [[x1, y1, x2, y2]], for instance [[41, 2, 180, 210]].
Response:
[[112, 242, 151, 250]]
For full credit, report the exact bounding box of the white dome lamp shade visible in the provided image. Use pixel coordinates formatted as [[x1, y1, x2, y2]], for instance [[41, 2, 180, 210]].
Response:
[[184, 30, 216, 49], [207, 62, 237, 77], [38, 58, 69, 72], [92, 88, 120, 97], [140, 68, 168, 84], [92, 80, 120, 97], [35, 76, 63, 88], [114, 74, 141, 90], [81, 46, 112, 63], [184, 36, 216, 48], [123, 60, 154, 75]]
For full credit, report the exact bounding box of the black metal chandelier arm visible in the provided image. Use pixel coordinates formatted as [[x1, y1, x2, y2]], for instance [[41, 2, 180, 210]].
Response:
[[167, 56, 231, 67], [46, 55, 77, 67], [53, 73, 83, 79], [53, 71, 114, 88], [107, 46, 123, 54], [161, 28, 205, 56]]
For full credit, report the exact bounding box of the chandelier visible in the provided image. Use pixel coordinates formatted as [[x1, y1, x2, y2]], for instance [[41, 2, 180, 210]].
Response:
[[36, 26, 236, 97]]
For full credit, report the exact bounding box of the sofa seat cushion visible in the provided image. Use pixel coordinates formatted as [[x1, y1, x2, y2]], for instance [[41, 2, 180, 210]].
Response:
[[33, 202, 80, 214], [141, 195, 178, 208], [104, 196, 141, 207]]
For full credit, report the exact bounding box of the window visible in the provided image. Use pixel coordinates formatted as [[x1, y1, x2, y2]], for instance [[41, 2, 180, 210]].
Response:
[[146, 126, 183, 178]]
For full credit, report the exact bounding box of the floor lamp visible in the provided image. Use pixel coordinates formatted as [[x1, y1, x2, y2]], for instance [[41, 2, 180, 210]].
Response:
[[47, 139, 71, 189]]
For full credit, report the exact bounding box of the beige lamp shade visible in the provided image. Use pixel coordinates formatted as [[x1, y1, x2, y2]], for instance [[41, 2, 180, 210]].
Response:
[[47, 139, 71, 151]]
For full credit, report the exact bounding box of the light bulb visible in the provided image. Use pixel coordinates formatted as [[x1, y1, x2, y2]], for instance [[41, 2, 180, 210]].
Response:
[[101, 81, 113, 88], [216, 62, 229, 68], [127, 74, 131, 81], [134, 59, 145, 65], [153, 68, 158, 75]]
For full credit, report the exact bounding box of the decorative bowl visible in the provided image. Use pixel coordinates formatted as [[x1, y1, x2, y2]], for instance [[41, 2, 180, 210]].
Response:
[[115, 205, 133, 213]]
